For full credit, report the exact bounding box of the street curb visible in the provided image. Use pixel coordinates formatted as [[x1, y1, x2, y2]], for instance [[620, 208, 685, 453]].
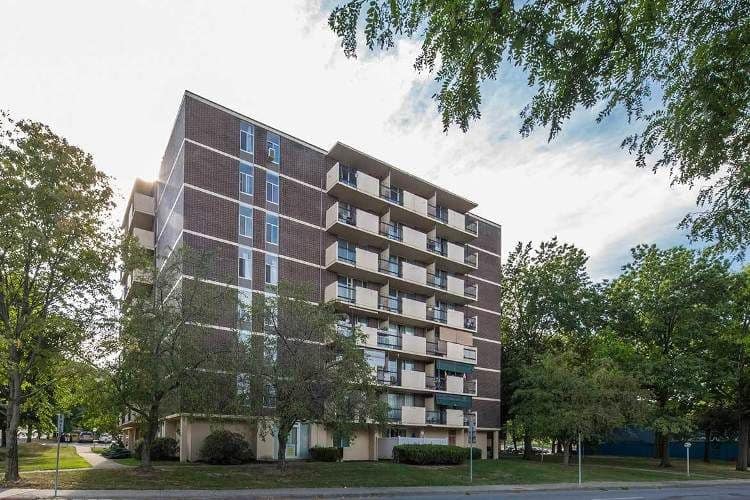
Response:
[[2, 479, 750, 499]]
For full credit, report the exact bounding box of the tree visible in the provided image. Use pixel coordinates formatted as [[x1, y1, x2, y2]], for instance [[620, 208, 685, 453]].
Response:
[[328, 1, 750, 258], [606, 245, 731, 467], [500, 238, 599, 459], [0, 113, 116, 481], [512, 350, 645, 465], [242, 282, 387, 471], [109, 244, 239, 469]]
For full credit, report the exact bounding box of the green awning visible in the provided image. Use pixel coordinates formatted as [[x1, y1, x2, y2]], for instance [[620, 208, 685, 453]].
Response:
[[435, 393, 473, 409], [436, 359, 474, 374]]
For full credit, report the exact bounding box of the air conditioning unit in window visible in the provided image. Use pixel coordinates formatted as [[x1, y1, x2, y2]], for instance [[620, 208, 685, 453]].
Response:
[[267, 147, 276, 162]]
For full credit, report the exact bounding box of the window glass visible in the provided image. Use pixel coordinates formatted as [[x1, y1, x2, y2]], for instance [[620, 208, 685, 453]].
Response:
[[339, 164, 357, 186], [266, 171, 279, 204], [240, 123, 254, 153], [239, 162, 254, 194], [265, 254, 278, 285], [266, 213, 279, 245], [238, 247, 252, 278], [267, 131, 280, 164], [337, 239, 355, 264], [239, 206, 253, 237]]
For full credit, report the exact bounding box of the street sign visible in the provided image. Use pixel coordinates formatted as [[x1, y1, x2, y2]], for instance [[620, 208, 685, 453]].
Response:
[[57, 413, 64, 434], [55, 413, 64, 497], [685, 441, 691, 477]]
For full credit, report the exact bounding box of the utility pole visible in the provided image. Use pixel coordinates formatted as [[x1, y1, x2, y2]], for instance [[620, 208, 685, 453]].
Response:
[[578, 432, 582, 487], [685, 441, 691, 478], [55, 413, 64, 498]]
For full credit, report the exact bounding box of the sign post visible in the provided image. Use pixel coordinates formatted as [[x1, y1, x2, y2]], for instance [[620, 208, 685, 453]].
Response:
[[578, 432, 582, 487], [468, 415, 476, 483], [55, 413, 64, 498], [684, 442, 691, 478]]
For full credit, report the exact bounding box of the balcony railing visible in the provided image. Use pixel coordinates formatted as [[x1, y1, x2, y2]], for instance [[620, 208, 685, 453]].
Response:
[[380, 185, 403, 205], [380, 221, 403, 241], [463, 348, 477, 362], [427, 306, 448, 324], [377, 330, 403, 350], [338, 166, 357, 187], [426, 339, 447, 357], [465, 220, 478, 234], [377, 368, 399, 386], [427, 238, 447, 256], [337, 284, 356, 303], [378, 295, 401, 313], [379, 259, 401, 277], [464, 284, 477, 299], [338, 250, 356, 265], [464, 379, 478, 394], [464, 316, 477, 331], [427, 204, 448, 223], [427, 272, 447, 289], [387, 407, 402, 422], [464, 252, 478, 267]]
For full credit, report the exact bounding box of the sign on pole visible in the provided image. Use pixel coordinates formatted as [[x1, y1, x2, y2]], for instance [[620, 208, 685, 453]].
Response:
[[55, 413, 64, 498], [468, 414, 477, 483], [684, 442, 691, 478]]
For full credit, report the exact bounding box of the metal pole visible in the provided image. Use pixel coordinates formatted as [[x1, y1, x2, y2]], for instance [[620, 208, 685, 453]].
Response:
[[54, 414, 63, 498], [687, 445, 690, 478], [578, 432, 582, 487]]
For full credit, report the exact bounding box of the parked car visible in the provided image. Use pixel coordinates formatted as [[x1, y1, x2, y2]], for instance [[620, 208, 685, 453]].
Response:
[[97, 433, 112, 444], [78, 431, 95, 443]]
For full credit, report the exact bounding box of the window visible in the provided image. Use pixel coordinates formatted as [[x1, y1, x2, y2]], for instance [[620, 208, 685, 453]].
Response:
[[266, 171, 279, 204], [263, 383, 276, 408], [240, 123, 254, 153], [238, 288, 252, 324], [239, 205, 253, 237], [267, 131, 280, 164], [264, 336, 278, 363], [266, 213, 279, 245], [236, 373, 251, 397], [238, 247, 252, 278], [339, 164, 357, 186], [338, 239, 355, 264], [265, 254, 278, 285], [239, 162, 254, 195]]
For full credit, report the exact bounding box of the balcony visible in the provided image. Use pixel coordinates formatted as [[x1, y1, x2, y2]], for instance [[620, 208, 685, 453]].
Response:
[[376, 329, 403, 350], [385, 406, 426, 425], [123, 190, 155, 232], [425, 409, 468, 427], [377, 368, 399, 386], [325, 282, 379, 311], [426, 340, 478, 365], [400, 369, 426, 390], [464, 284, 477, 299], [427, 204, 478, 243], [464, 316, 477, 332]]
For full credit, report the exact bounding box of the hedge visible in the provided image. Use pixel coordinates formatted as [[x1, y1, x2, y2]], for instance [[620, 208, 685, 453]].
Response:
[[134, 437, 178, 461], [199, 429, 254, 465], [392, 444, 480, 465], [309, 446, 340, 462]]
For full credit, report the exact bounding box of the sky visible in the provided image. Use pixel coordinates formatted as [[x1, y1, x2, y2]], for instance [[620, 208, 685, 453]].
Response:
[[0, 0, 700, 280]]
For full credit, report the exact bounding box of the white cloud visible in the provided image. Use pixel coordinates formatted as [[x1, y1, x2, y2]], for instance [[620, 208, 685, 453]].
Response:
[[0, 0, 698, 280]]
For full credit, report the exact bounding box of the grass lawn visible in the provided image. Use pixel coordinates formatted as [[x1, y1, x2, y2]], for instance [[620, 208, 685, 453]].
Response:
[[0, 442, 89, 472], [9, 454, 750, 490]]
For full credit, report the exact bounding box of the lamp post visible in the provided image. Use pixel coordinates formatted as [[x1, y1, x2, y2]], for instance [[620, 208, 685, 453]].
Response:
[[684, 441, 691, 478]]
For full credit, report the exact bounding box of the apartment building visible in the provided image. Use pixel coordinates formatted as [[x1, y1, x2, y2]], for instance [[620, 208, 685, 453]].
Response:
[[120, 91, 503, 462]]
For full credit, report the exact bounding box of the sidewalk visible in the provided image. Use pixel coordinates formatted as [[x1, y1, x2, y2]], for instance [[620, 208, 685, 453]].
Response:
[[2, 478, 750, 499], [69, 444, 127, 470]]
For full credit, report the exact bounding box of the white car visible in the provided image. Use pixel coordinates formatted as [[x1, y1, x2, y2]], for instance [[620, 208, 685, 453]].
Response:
[[97, 433, 112, 444]]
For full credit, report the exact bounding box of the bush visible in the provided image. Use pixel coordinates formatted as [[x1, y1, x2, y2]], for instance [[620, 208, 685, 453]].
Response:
[[392, 444, 478, 465], [200, 429, 254, 465], [134, 437, 178, 461], [101, 446, 131, 459], [309, 446, 340, 462]]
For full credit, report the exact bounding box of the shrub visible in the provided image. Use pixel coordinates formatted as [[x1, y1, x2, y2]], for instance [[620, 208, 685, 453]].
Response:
[[134, 437, 178, 460], [101, 446, 131, 459], [392, 444, 478, 465], [309, 446, 340, 462], [200, 429, 254, 465]]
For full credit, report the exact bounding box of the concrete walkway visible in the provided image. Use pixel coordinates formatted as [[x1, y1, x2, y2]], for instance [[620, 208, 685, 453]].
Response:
[[1, 479, 749, 499], [70, 444, 127, 470]]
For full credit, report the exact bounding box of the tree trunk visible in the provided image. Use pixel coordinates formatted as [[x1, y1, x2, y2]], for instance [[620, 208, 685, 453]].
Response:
[[562, 440, 571, 465], [26, 427, 31, 443], [140, 408, 159, 470], [658, 432, 672, 467], [1, 427, 6, 448], [703, 428, 711, 463], [277, 435, 288, 471], [522, 432, 533, 460], [737, 416, 749, 471], [654, 431, 663, 458], [512, 435, 517, 452], [6, 366, 22, 482]]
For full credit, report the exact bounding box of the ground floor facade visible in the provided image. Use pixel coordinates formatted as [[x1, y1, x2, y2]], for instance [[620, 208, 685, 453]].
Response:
[[123, 414, 501, 463]]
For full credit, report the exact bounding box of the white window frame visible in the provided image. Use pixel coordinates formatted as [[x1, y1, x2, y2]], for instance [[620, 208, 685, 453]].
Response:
[[239, 205, 253, 237], [238, 247, 252, 278], [239, 162, 254, 195], [265, 254, 278, 285], [266, 171, 279, 204], [240, 123, 254, 153], [266, 213, 279, 245]]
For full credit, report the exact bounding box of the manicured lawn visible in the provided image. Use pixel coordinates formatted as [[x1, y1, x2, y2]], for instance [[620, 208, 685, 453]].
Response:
[[9, 455, 750, 489], [0, 442, 89, 472]]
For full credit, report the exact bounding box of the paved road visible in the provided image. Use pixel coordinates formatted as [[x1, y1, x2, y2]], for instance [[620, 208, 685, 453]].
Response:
[[2, 482, 750, 499]]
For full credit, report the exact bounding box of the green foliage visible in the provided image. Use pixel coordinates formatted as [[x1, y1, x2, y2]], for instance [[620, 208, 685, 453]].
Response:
[[309, 446, 340, 462], [392, 444, 474, 465], [328, 1, 750, 257], [242, 282, 387, 469], [199, 430, 254, 465], [0, 112, 117, 480], [101, 446, 131, 459], [134, 437, 178, 461]]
